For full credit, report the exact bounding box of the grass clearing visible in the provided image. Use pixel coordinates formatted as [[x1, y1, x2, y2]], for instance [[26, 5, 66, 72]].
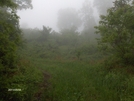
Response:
[[30, 58, 134, 101]]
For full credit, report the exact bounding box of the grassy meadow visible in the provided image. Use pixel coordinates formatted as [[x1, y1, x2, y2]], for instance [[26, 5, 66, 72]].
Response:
[[23, 58, 134, 101]]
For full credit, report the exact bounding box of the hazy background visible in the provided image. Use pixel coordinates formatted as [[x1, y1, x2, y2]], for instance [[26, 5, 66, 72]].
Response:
[[17, 0, 95, 31]]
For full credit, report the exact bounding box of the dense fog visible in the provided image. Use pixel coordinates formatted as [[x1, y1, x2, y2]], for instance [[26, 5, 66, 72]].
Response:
[[17, 0, 99, 31]]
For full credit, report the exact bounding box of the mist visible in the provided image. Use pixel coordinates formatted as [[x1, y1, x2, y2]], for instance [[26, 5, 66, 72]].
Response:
[[2, 0, 134, 100], [17, 0, 95, 31]]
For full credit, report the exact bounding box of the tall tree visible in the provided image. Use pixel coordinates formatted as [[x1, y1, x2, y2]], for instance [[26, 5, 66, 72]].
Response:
[[95, 0, 134, 65], [80, 0, 96, 33], [79, 0, 99, 43], [0, 0, 32, 72], [93, 0, 114, 15], [0, 0, 32, 100], [57, 8, 81, 32], [38, 26, 53, 42]]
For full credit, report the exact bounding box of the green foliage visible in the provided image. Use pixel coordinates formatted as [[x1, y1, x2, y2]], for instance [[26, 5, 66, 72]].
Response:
[[0, 0, 32, 9], [0, 0, 17, 8], [21, 26, 101, 61], [0, 58, 44, 101], [38, 26, 53, 42], [0, 0, 33, 100], [18, 59, 43, 101], [95, 0, 134, 65], [0, 10, 21, 68], [12, 0, 33, 9], [13, 0, 134, 100]]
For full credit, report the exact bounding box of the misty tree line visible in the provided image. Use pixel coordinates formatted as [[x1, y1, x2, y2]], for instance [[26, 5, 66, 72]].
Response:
[[57, 0, 114, 35], [21, 0, 115, 60], [0, 0, 134, 100]]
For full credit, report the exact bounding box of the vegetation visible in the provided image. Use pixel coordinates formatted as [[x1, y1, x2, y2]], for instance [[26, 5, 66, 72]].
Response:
[[29, 59, 134, 101], [0, 0, 134, 101], [0, 0, 21, 100], [95, 0, 134, 66], [0, 0, 35, 101]]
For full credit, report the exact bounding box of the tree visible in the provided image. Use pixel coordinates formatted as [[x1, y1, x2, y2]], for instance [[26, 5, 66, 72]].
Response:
[[93, 0, 114, 15], [57, 8, 81, 32], [0, 0, 32, 9], [0, 0, 32, 100], [0, 0, 16, 8], [80, 0, 96, 31], [60, 28, 79, 46], [38, 26, 53, 42], [13, 0, 33, 9], [79, 0, 98, 43], [0, 0, 32, 72], [95, 0, 134, 65]]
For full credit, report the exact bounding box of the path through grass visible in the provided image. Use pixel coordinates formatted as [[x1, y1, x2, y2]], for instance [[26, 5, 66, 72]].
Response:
[[32, 59, 134, 101]]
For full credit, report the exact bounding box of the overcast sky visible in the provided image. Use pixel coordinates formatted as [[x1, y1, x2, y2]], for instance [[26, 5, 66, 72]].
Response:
[[18, 0, 94, 31]]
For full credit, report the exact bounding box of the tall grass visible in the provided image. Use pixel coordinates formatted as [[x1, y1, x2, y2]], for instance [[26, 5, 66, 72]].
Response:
[[31, 59, 134, 101]]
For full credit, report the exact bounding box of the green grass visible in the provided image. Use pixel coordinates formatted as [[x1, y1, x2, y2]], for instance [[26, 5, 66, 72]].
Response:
[[29, 58, 134, 101]]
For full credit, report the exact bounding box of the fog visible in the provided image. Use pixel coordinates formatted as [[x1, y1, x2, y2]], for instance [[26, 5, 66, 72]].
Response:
[[18, 0, 95, 31]]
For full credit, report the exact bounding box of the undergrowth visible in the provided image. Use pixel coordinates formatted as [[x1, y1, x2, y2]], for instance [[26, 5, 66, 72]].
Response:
[[31, 58, 134, 101]]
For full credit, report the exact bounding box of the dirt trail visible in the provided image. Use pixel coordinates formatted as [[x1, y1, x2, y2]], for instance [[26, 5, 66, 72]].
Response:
[[34, 69, 51, 101]]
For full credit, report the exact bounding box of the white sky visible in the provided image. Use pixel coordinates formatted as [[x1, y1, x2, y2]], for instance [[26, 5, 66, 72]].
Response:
[[18, 0, 94, 31]]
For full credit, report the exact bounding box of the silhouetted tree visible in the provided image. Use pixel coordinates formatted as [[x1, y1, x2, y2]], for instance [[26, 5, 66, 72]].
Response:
[[93, 0, 114, 15], [57, 8, 81, 32], [38, 26, 52, 42]]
